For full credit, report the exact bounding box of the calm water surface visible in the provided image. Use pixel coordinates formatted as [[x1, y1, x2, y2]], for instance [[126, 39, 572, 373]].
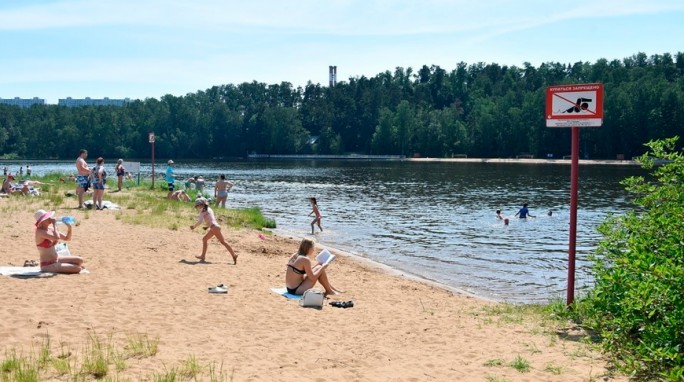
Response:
[[5, 160, 642, 303]]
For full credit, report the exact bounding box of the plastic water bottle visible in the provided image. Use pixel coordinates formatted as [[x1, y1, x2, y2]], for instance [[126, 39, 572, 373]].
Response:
[[56, 216, 76, 225]]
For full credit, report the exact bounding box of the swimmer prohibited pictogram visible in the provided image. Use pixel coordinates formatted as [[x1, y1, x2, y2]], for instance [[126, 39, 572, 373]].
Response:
[[545, 83, 604, 127]]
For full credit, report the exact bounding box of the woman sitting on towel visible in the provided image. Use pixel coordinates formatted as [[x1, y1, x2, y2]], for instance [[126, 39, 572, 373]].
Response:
[[285, 238, 342, 295], [34, 209, 84, 273]]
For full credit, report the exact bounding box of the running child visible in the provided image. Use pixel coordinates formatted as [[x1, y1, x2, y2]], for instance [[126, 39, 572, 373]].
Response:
[[190, 198, 238, 264], [309, 197, 323, 235]]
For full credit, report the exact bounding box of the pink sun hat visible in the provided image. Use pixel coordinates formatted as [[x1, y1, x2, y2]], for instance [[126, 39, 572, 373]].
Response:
[[34, 209, 55, 227]]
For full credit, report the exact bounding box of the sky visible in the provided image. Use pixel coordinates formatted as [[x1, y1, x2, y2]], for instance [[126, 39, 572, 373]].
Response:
[[1, 0, 683, 104]]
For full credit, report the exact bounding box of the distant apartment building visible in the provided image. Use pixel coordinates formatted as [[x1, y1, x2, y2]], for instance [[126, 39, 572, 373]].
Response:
[[58, 97, 130, 107], [0, 97, 46, 107]]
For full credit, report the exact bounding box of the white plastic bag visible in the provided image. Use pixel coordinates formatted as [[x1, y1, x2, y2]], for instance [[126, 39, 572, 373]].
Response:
[[55, 243, 71, 257]]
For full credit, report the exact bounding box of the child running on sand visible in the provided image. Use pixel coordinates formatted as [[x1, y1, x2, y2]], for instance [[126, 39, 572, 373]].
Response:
[[190, 198, 238, 264], [309, 197, 323, 235]]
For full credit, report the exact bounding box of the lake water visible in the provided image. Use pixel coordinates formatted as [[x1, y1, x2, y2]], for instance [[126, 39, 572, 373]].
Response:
[[3, 160, 642, 303]]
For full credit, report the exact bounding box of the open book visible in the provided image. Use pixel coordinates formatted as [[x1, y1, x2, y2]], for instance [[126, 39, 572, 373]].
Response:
[[315, 248, 336, 266]]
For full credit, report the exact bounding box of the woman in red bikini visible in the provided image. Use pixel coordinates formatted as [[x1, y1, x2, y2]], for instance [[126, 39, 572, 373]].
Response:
[[34, 209, 84, 273]]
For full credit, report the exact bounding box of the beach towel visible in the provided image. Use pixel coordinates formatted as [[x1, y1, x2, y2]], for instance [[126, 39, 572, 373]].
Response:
[[0, 266, 89, 278], [270, 287, 303, 300], [83, 200, 121, 210], [0, 266, 55, 278]]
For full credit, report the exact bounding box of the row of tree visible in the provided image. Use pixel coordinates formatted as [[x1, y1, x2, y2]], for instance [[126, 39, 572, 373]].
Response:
[[1, 51, 683, 160]]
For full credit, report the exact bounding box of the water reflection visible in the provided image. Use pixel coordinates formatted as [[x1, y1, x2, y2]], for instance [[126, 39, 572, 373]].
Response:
[[4, 160, 642, 303]]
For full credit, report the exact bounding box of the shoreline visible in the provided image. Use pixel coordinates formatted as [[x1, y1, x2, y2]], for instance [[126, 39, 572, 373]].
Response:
[[269, 228, 495, 303], [408, 157, 639, 165], [1, 157, 640, 166]]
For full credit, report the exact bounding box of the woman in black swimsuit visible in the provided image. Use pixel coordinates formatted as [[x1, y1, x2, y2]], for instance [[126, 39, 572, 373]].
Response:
[[285, 238, 342, 295]]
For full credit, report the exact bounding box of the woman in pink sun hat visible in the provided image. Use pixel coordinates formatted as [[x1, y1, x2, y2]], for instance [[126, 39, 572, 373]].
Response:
[[34, 209, 84, 273]]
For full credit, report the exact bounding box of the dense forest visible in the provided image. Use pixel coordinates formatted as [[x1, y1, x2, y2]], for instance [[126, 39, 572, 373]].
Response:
[[1, 51, 683, 160]]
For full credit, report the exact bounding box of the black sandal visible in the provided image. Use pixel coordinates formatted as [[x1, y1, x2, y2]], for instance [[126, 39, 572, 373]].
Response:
[[330, 301, 354, 308]]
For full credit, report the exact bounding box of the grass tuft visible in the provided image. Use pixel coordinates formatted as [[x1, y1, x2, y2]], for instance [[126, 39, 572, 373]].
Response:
[[125, 333, 159, 358], [483, 358, 504, 367], [509, 355, 531, 373]]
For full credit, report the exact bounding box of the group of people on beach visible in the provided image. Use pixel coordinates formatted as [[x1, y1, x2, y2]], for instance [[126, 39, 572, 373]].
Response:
[[2, 164, 37, 196], [75, 149, 117, 210], [32, 201, 339, 295], [28, 149, 339, 297], [165, 160, 234, 208], [2, 174, 44, 196]]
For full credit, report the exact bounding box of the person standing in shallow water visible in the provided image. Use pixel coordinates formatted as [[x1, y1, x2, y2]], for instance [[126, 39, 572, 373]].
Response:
[[309, 197, 323, 235], [515, 203, 535, 219], [214, 174, 233, 208]]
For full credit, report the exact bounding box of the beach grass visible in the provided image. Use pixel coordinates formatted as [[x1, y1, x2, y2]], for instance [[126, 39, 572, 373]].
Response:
[[485, 375, 509, 382], [0, 334, 230, 382], [544, 363, 564, 375], [510, 355, 531, 373], [125, 333, 159, 358], [483, 358, 505, 367], [15, 173, 275, 231]]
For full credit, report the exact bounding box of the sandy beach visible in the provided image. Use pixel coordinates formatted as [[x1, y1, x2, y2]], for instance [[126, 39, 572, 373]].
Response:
[[0, 196, 625, 381]]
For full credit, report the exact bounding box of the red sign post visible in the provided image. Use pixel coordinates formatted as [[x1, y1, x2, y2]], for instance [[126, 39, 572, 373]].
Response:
[[546, 83, 604, 305]]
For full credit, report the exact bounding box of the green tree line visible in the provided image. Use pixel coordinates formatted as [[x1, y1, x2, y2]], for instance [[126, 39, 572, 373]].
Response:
[[1, 51, 683, 160]]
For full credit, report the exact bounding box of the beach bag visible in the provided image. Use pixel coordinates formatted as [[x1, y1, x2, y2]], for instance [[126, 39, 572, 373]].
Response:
[[300, 289, 325, 308], [55, 243, 71, 257]]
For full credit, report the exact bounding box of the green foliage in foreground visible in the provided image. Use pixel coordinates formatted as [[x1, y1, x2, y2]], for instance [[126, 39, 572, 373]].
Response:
[[572, 137, 684, 381]]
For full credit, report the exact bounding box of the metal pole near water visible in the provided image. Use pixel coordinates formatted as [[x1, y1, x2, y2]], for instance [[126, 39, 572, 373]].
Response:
[[567, 126, 579, 305], [545, 83, 604, 307]]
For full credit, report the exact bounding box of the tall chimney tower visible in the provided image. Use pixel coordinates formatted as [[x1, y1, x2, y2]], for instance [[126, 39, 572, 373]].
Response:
[[329, 66, 337, 87]]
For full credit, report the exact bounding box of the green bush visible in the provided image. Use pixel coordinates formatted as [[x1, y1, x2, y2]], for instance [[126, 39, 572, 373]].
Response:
[[576, 137, 684, 380]]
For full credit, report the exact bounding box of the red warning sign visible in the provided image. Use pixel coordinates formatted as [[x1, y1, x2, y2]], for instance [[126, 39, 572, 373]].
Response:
[[546, 83, 604, 127]]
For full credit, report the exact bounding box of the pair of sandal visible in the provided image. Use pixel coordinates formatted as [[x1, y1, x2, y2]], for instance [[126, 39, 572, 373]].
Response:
[[23, 260, 38, 267], [208, 284, 228, 294], [330, 301, 354, 308]]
